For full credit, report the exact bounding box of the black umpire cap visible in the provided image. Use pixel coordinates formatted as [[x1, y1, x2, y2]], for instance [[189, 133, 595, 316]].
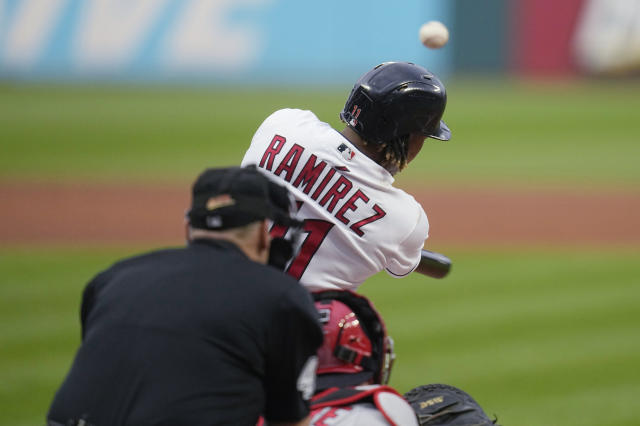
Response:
[[187, 165, 300, 231]]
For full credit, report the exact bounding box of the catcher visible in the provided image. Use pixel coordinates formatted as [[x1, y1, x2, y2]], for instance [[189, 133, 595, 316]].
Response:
[[306, 290, 499, 426], [308, 290, 418, 425]]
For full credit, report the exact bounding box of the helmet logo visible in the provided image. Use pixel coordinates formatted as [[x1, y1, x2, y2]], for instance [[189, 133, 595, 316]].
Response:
[[349, 105, 362, 127]]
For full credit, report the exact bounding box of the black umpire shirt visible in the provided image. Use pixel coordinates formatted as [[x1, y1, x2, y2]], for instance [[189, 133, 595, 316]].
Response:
[[48, 238, 323, 426]]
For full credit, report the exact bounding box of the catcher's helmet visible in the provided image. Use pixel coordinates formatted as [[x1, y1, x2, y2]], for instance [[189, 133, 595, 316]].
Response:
[[340, 62, 450, 144], [313, 290, 395, 391]]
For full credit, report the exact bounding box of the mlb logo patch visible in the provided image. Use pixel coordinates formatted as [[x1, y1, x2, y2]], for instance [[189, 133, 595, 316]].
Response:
[[337, 143, 355, 161]]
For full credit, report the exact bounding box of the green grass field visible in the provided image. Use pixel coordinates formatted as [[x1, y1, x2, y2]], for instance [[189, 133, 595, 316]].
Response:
[[1, 80, 639, 425], [1, 248, 639, 425], [2, 79, 640, 187]]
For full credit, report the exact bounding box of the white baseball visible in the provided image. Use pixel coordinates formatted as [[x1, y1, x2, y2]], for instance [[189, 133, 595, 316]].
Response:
[[419, 21, 449, 49]]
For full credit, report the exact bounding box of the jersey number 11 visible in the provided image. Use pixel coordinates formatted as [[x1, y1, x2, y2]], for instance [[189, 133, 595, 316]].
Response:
[[270, 219, 334, 280]]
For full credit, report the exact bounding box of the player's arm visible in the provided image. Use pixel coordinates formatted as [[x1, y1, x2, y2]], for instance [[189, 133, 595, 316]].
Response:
[[385, 206, 429, 278]]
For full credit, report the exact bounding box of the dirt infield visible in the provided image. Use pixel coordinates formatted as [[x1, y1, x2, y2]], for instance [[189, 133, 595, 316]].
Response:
[[1, 181, 639, 247]]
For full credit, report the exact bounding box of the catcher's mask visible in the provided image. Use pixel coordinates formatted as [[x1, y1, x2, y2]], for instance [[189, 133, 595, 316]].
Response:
[[313, 290, 395, 391], [340, 61, 450, 144]]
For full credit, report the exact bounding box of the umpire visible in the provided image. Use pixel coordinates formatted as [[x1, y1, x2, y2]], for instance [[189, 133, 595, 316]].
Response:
[[47, 166, 323, 426]]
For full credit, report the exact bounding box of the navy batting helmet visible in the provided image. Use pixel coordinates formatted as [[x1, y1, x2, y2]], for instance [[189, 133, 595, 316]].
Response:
[[340, 62, 450, 144]]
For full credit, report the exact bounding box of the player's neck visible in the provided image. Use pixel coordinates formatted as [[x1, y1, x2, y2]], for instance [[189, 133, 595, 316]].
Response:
[[340, 127, 383, 165]]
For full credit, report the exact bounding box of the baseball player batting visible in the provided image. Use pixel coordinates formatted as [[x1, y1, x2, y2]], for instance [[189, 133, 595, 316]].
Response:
[[242, 61, 451, 291]]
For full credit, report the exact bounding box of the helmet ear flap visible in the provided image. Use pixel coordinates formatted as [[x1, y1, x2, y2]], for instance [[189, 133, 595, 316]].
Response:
[[333, 319, 372, 366], [340, 87, 375, 140]]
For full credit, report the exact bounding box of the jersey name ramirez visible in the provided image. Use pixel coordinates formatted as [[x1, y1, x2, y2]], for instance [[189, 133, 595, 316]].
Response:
[[259, 135, 386, 237]]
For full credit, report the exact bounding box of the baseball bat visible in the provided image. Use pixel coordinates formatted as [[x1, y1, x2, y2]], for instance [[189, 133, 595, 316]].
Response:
[[415, 249, 451, 279]]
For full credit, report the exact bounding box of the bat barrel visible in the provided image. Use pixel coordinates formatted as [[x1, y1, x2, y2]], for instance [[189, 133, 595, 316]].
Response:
[[418, 249, 452, 279]]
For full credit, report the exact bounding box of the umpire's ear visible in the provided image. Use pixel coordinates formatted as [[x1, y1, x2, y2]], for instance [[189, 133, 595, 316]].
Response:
[[184, 222, 191, 243], [184, 209, 192, 242], [257, 219, 271, 264]]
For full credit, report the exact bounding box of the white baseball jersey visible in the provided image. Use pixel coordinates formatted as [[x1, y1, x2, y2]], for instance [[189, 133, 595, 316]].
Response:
[[241, 108, 429, 291]]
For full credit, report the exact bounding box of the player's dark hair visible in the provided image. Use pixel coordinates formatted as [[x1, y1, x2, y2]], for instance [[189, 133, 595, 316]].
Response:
[[377, 134, 410, 174]]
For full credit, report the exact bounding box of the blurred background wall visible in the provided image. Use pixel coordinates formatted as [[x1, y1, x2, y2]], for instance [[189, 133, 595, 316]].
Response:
[[2, 0, 639, 85]]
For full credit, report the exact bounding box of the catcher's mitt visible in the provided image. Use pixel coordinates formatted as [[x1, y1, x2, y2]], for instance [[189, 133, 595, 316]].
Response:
[[403, 383, 499, 426]]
